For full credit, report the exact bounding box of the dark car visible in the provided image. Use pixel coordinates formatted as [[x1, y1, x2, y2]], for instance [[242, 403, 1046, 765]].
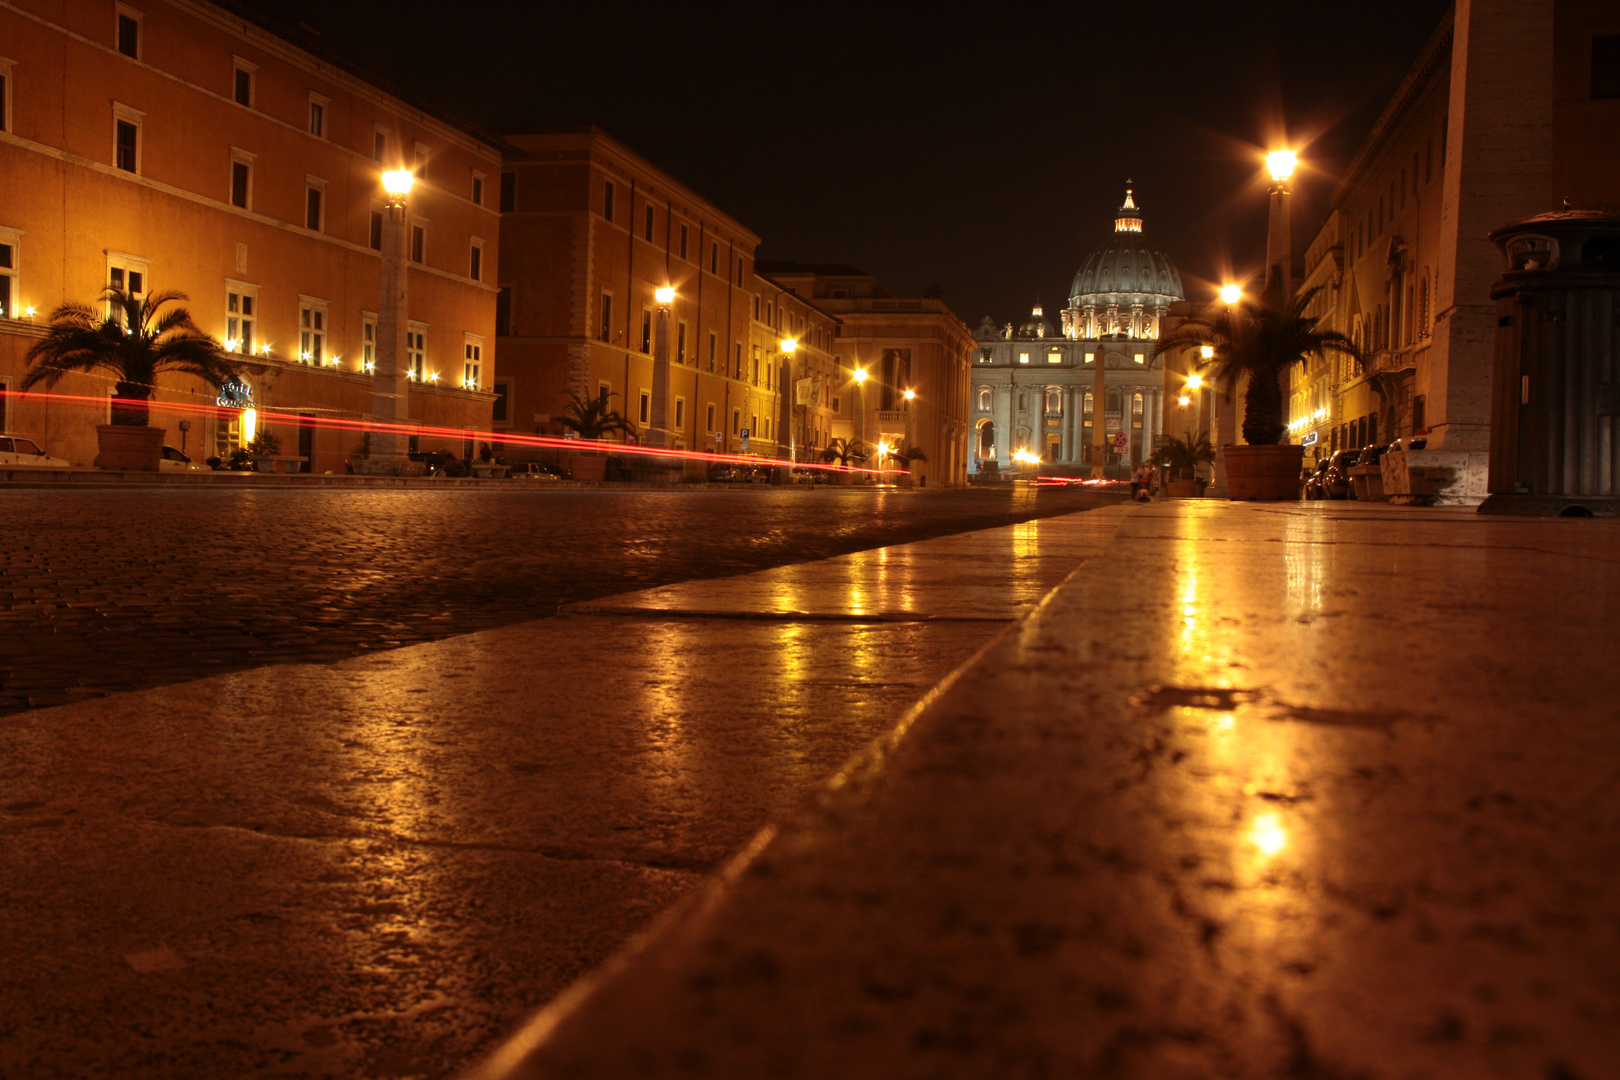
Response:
[[1321, 449, 1363, 500], [1303, 458, 1333, 500]]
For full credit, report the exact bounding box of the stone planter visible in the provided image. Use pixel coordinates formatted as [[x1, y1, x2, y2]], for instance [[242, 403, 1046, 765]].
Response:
[[1348, 463, 1387, 502], [569, 451, 607, 482], [1167, 478, 1201, 498], [1224, 444, 1305, 501], [471, 463, 507, 479], [94, 424, 164, 471]]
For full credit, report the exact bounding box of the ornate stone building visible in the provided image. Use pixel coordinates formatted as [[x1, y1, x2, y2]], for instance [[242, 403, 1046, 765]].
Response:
[[970, 186, 1184, 475]]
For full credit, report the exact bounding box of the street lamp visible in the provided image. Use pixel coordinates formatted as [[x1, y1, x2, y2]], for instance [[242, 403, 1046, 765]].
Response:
[[1265, 147, 1296, 295], [852, 367, 868, 452], [1219, 283, 1243, 305], [649, 286, 675, 450], [360, 169, 415, 473], [777, 336, 797, 482]]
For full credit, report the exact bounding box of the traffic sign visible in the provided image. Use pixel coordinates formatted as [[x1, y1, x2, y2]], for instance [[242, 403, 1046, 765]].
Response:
[[740, 428, 750, 438], [1112, 432, 1128, 448]]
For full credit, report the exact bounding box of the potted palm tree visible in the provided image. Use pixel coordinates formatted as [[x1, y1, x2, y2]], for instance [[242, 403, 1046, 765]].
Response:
[[1154, 280, 1360, 500], [557, 389, 633, 481], [21, 287, 240, 471], [1156, 429, 1215, 497], [820, 437, 868, 485], [887, 443, 929, 487]]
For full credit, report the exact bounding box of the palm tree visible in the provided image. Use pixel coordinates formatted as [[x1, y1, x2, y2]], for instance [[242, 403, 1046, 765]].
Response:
[[886, 442, 929, 472], [820, 437, 868, 469], [1153, 279, 1361, 446], [557, 389, 634, 442], [1157, 429, 1215, 480], [21, 287, 239, 426]]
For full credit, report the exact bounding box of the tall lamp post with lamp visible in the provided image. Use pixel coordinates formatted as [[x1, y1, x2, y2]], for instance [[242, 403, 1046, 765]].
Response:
[[1265, 149, 1297, 296], [648, 285, 675, 451], [852, 366, 868, 453], [360, 168, 414, 474], [1209, 283, 1243, 495], [776, 336, 797, 482]]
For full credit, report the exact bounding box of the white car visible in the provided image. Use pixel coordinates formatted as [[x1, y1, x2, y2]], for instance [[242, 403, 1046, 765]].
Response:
[[159, 445, 209, 472], [0, 433, 71, 468]]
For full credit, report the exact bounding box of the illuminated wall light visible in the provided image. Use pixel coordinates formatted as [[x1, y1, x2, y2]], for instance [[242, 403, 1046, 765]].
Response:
[[24, 306, 36, 319], [241, 407, 258, 444]]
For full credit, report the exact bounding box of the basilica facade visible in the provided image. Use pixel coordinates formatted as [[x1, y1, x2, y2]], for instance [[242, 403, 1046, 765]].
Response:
[[970, 187, 1184, 476]]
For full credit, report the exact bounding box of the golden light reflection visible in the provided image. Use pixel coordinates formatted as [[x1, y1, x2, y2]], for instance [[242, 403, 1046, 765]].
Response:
[[1249, 812, 1287, 858]]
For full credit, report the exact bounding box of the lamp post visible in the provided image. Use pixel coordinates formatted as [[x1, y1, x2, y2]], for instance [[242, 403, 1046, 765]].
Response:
[[852, 366, 868, 453], [360, 168, 414, 473], [647, 285, 675, 450], [775, 337, 797, 483], [1209, 286, 1243, 495], [902, 387, 916, 485], [1265, 150, 1297, 296]]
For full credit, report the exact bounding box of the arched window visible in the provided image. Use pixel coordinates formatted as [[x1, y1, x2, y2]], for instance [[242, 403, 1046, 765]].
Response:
[[1131, 392, 1144, 415], [1084, 391, 1094, 415], [1018, 392, 1027, 412], [977, 387, 991, 411], [1106, 388, 1120, 414], [1046, 388, 1061, 413]]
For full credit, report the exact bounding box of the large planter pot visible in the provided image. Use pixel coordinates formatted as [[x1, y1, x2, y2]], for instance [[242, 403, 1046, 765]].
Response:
[[1167, 478, 1201, 498], [569, 451, 606, 481], [94, 424, 164, 471], [1224, 444, 1305, 501]]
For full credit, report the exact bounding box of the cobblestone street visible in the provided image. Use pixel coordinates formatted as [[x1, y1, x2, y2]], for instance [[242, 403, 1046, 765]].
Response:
[[0, 485, 1112, 715]]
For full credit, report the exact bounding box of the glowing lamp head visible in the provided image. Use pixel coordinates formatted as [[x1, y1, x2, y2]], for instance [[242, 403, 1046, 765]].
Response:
[[902, 388, 915, 400], [1178, 395, 1191, 407], [1220, 284, 1243, 305], [779, 337, 797, 354], [224, 338, 240, 353], [1185, 373, 1203, 390], [654, 286, 676, 305], [24, 306, 35, 318], [381, 170, 414, 197], [853, 368, 868, 384], [1266, 149, 1298, 184], [1199, 345, 1214, 360], [877, 441, 891, 456]]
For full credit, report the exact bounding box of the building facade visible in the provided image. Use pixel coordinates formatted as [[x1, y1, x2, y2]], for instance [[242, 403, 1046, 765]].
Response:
[[1286, 0, 1620, 470], [0, 0, 501, 470], [758, 264, 975, 487], [970, 188, 1185, 476], [493, 128, 763, 466]]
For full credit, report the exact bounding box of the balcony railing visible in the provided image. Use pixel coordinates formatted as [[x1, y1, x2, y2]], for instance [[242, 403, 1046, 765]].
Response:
[[874, 409, 904, 422]]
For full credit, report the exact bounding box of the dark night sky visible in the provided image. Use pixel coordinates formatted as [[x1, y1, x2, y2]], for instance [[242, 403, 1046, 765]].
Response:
[[252, 0, 1453, 325]]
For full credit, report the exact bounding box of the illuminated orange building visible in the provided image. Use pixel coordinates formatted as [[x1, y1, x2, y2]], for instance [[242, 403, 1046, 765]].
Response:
[[0, 0, 501, 470]]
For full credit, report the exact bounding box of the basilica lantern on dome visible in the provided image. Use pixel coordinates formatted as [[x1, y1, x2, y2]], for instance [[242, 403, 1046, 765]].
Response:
[[1061, 183, 1185, 341]]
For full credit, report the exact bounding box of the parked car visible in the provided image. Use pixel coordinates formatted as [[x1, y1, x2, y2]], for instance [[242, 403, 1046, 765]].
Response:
[[709, 463, 770, 483], [0, 433, 70, 468], [508, 462, 559, 480], [158, 445, 208, 472], [1321, 448, 1363, 499], [1303, 458, 1333, 500], [1355, 443, 1389, 469]]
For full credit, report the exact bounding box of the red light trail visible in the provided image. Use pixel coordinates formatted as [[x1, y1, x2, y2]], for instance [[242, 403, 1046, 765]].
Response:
[[0, 389, 898, 476]]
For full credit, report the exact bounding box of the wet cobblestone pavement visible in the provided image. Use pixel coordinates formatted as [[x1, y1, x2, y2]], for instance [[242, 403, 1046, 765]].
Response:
[[0, 485, 1111, 715]]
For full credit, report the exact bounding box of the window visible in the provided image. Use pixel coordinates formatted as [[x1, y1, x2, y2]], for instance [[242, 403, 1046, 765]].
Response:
[[705, 403, 715, 433], [232, 59, 255, 107], [362, 313, 376, 372], [229, 149, 253, 209], [710, 243, 718, 275], [373, 128, 387, 163], [644, 205, 655, 241], [735, 342, 742, 379], [106, 254, 148, 323], [116, 6, 141, 59], [112, 103, 143, 174], [471, 172, 484, 206], [1133, 352, 1144, 364], [499, 172, 515, 212], [638, 390, 650, 425], [298, 300, 327, 364], [708, 331, 717, 372], [368, 209, 383, 251], [463, 335, 483, 389], [603, 180, 615, 222], [304, 177, 326, 231], [677, 322, 687, 363], [0, 231, 19, 320], [224, 284, 257, 354], [977, 388, 990, 411], [599, 293, 612, 343], [1046, 389, 1061, 413], [411, 223, 425, 263], [469, 240, 483, 282], [679, 224, 689, 259], [1592, 34, 1620, 99], [307, 94, 328, 138], [736, 258, 744, 286], [0, 56, 10, 134], [414, 142, 429, 172], [1047, 349, 1062, 363], [1018, 352, 1029, 364], [732, 407, 740, 434], [492, 381, 510, 425], [407, 325, 426, 380]]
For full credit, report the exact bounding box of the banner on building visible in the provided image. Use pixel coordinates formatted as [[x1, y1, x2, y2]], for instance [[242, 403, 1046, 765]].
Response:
[[795, 377, 821, 408]]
